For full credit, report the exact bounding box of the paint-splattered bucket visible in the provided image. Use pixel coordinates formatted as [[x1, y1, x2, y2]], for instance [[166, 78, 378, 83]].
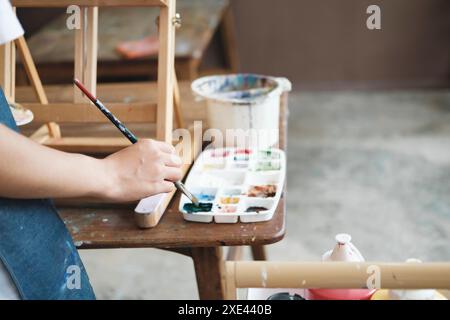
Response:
[[191, 74, 291, 149]]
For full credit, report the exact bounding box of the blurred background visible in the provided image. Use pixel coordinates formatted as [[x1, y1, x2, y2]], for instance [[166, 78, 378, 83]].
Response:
[[17, 0, 450, 89], [15, 0, 450, 299]]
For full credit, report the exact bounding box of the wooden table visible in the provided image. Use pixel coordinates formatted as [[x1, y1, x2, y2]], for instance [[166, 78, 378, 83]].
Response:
[[16, 81, 288, 300], [18, 0, 237, 84]]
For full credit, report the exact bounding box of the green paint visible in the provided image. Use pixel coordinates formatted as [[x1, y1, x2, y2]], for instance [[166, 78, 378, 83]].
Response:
[[183, 203, 213, 213]]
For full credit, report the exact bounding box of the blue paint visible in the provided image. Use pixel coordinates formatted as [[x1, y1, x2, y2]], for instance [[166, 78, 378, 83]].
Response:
[[194, 193, 215, 202], [183, 203, 213, 213]]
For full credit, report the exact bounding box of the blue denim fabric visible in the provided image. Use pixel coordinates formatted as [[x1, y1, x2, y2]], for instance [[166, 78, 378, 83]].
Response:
[[0, 88, 95, 299]]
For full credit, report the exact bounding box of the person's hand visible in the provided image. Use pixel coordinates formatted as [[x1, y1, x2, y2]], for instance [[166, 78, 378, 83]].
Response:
[[101, 139, 182, 202]]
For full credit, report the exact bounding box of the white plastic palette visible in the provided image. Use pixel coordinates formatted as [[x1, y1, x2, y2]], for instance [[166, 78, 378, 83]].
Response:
[[179, 147, 286, 223]]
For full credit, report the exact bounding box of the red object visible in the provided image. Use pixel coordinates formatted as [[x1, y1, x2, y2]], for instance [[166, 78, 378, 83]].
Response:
[[235, 149, 252, 155], [211, 150, 230, 158], [74, 79, 97, 102], [116, 35, 159, 59], [306, 288, 376, 300]]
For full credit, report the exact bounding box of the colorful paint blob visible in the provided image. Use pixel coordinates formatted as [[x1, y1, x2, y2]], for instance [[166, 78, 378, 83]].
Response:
[[211, 150, 229, 158], [233, 149, 252, 161], [247, 185, 277, 198], [194, 193, 215, 202], [258, 149, 280, 160], [183, 203, 213, 213], [220, 196, 240, 204], [235, 149, 252, 155]]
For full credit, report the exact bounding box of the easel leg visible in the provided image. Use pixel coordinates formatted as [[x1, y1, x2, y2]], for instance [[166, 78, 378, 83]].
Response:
[[0, 41, 14, 101], [173, 70, 184, 129], [191, 247, 225, 300], [74, 6, 98, 103], [15, 36, 48, 104], [46, 122, 61, 139], [157, 0, 176, 142]]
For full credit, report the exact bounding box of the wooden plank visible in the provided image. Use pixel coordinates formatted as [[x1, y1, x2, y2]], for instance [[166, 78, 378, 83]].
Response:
[[84, 7, 98, 97], [16, 81, 207, 127], [74, 8, 85, 103], [15, 36, 48, 104], [20, 102, 157, 123], [134, 132, 200, 228], [232, 261, 450, 289], [224, 261, 237, 299], [134, 190, 177, 228], [44, 137, 131, 153], [0, 43, 13, 101], [2, 6, 18, 103], [173, 71, 184, 128], [156, 0, 176, 142], [9, 38, 16, 102], [12, 0, 168, 7], [59, 196, 285, 248]]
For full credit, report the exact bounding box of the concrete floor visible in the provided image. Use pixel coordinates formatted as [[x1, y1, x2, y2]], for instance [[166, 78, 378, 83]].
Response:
[[80, 89, 450, 299]]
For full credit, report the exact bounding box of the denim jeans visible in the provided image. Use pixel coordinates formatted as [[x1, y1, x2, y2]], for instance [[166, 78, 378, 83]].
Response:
[[0, 88, 95, 299]]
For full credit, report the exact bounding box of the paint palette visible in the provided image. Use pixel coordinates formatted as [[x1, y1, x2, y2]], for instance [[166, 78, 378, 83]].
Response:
[[179, 147, 286, 223]]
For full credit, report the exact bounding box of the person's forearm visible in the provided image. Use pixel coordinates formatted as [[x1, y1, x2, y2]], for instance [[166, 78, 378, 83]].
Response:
[[0, 124, 110, 199]]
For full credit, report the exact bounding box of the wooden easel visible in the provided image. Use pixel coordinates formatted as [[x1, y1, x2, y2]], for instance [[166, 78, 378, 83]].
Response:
[[7, 0, 181, 146], [3, 0, 187, 227]]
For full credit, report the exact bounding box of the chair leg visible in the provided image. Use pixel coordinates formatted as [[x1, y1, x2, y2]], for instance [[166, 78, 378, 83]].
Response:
[[191, 247, 225, 300], [226, 246, 243, 261], [250, 245, 267, 261]]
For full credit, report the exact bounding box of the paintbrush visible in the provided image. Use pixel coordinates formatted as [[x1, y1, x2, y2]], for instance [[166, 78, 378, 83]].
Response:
[[74, 79, 199, 206]]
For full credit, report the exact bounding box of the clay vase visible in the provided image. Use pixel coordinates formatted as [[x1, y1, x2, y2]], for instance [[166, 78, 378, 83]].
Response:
[[306, 233, 376, 300]]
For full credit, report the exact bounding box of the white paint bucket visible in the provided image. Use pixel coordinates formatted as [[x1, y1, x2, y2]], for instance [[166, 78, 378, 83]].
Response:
[[191, 74, 291, 149]]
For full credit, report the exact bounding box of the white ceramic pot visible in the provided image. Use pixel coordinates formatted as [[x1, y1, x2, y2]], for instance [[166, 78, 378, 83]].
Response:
[[191, 74, 291, 150]]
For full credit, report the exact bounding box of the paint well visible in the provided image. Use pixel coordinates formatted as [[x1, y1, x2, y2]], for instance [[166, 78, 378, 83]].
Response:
[[194, 193, 215, 202], [219, 196, 240, 204], [245, 206, 269, 213], [247, 185, 277, 198], [183, 203, 213, 213]]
